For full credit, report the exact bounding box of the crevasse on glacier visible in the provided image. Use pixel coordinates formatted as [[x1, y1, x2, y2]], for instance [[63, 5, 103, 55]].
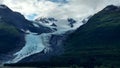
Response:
[[9, 17, 89, 63]]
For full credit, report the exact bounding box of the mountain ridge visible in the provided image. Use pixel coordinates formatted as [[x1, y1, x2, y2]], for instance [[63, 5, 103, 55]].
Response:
[[5, 5, 120, 67], [0, 4, 120, 68]]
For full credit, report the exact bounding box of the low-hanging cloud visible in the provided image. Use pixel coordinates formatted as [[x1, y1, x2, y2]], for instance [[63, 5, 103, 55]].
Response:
[[1, 0, 120, 19]]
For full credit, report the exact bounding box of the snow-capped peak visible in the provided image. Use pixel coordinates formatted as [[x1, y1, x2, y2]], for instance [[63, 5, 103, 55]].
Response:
[[34, 17, 88, 31]]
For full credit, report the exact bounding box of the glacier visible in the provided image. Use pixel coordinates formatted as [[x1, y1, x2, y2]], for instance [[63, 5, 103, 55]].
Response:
[[8, 17, 89, 63]]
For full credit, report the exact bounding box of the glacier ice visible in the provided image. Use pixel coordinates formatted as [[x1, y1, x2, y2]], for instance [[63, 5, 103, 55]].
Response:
[[9, 17, 89, 63], [10, 33, 45, 63]]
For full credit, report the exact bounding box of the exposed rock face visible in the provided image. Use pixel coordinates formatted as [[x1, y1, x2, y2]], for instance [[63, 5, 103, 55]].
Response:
[[35, 17, 57, 24], [35, 17, 79, 28], [67, 18, 76, 27]]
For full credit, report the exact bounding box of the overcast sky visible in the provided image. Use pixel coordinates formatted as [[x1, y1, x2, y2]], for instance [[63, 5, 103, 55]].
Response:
[[0, 0, 120, 20]]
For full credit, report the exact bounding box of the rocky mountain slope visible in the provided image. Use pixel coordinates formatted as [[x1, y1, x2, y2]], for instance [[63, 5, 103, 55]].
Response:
[[6, 5, 120, 68], [1, 4, 120, 68]]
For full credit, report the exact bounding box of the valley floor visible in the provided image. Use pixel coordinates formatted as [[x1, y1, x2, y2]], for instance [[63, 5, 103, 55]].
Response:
[[0, 66, 38, 68], [1, 66, 120, 68]]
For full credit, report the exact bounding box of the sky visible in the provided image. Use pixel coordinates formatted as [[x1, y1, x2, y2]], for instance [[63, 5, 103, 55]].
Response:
[[0, 0, 120, 20]]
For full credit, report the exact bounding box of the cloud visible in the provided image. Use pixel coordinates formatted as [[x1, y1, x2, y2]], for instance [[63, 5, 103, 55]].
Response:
[[0, 0, 3, 4], [1, 0, 120, 20]]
